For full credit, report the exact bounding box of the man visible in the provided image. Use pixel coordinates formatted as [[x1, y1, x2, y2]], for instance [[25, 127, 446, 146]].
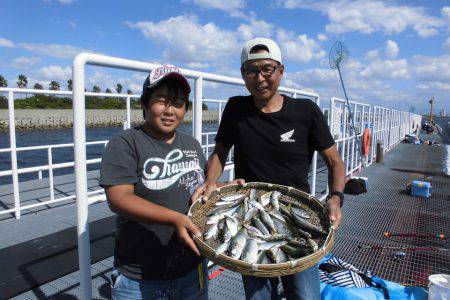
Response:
[[193, 37, 345, 299], [100, 66, 209, 299]]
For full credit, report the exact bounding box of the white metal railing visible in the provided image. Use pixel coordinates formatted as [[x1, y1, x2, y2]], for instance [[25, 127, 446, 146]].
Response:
[[329, 97, 421, 180], [0, 87, 142, 219], [71, 53, 320, 299]]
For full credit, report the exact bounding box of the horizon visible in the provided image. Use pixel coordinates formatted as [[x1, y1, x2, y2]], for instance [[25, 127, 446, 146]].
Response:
[[0, 0, 449, 114]]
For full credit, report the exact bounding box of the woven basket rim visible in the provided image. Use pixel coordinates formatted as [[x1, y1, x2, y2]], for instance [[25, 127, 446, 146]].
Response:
[[188, 182, 335, 277]]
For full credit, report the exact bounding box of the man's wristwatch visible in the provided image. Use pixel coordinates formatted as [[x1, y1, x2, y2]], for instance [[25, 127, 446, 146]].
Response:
[[326, 191, 344, 207]]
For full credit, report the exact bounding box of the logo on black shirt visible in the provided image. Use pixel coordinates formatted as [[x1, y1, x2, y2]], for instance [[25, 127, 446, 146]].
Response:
[[280, 129, 296, 143]]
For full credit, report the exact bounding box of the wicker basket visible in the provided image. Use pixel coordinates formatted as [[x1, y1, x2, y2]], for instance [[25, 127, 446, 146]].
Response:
[[188, 182, 335, 277]]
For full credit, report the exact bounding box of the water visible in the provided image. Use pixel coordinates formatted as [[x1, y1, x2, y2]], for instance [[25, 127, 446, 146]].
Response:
[[0, 123, 219, 185]]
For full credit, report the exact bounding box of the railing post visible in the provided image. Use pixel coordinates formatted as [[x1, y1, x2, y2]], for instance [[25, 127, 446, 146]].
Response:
[[310, 97, 319, 196], [48, 147, 55, 201], [73, 54, 93, 300], [194, 78, 203, 143], [126, 96, 131, 129], [8, 91, 21, 219]]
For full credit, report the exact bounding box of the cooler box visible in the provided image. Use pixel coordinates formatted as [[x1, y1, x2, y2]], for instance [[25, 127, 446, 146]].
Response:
[[411, 180, 431, 198]]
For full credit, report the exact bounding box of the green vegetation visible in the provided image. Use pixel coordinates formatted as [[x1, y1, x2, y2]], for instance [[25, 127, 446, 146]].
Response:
[[0, 94, 208, 110]]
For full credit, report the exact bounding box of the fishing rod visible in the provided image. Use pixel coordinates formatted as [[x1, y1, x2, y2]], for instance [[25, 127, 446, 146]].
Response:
[[358, 245, 449, 252], [383, 232, 446, 240]]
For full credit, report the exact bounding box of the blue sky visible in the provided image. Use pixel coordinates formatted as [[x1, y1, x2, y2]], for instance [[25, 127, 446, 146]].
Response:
[[0, 0, 449, 114]]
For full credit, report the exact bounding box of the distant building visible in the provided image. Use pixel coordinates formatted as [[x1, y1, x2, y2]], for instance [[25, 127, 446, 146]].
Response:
[[440, 109, 446, 117]]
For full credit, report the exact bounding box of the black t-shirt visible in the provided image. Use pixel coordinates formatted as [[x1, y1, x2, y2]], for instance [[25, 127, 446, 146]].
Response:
[[215, 95, 335, 193], [99, 127, 206, 280]]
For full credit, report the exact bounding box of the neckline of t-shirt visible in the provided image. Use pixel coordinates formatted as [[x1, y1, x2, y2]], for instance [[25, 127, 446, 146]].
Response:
[[137, 125, 181, 146], [250, 94, 289, 116]]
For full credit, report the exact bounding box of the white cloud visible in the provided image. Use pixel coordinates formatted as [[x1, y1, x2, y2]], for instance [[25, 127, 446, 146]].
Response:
[[442, 6, 450, 19], [411, 55, 450, 82], [0, 37, 15, 48], [126, 15, 240, 64], [361, 59, 410, 79], [280, 0, 445, 37], [417, 81, 450, 91], [385, 40, 399, 59], [69, 21, 77, 28], [20, 43, 94, 59], [444, 37, 450, 51], [43, 0, 77, 4], [317, 34, 328, 41], [40, 65, 72, 80], [11, 57, 42, 69], [187, 62, 210, 69], [276, 30, 326, 63], [365, 49, 379, 59], [237, 18, 274, 41], [190, 0, 246, 17]]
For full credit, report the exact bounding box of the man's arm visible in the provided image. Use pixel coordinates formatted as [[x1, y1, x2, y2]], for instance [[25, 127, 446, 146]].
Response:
[[106, 184, 201, 255], [191, 141, 232, 202], [319, 144, 346, 229]]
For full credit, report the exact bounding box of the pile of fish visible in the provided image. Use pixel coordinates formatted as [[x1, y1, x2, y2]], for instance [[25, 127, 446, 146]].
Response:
[[203, 189, 327, 264]]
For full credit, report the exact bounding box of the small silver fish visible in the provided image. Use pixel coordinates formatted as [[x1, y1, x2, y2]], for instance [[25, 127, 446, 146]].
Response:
[[307, 237, 319, 251], [258, 192, 271, 207], [267, 246, 288, 263], [225, 215, 238, 236], [230, 228, 247, 259], [216, 240, 231, 254], [204, 222, 219, 240], [260, 210, 276, 233], [281, 244, 312, 258], [253, 234, 289, 242], [244, 224, 264, 236], [291, 206, 310, 219], [249, 189, 258, 201], [270, 191, 281, 210], [252, 217, 270, 235], [256, 250, 271, 264], [249, 199, 265, 211], [241, 239, 259, 263], [257, 240, 288, 251], [272, 217, 295, 239], [220, 194, 245, 202], [244, 207, 258, 222]]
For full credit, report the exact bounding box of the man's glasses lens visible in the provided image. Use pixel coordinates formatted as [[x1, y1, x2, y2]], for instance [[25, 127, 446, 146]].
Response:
[[243, 65, 278, 78]]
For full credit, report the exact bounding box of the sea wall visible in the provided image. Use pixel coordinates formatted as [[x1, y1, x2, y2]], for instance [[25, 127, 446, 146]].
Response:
[[0, 109, 219, 131]]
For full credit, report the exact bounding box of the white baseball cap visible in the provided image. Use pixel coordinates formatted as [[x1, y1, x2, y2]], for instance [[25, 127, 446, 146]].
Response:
[[142, 65, 191, 94], [241, 37, 282, 65]]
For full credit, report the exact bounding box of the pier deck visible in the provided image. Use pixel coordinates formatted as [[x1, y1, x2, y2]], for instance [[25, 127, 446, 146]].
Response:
[[1, 136, 448, 299]]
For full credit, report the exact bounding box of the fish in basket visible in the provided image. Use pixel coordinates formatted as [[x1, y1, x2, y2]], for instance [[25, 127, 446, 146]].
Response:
[[188, 182, 335, 277]]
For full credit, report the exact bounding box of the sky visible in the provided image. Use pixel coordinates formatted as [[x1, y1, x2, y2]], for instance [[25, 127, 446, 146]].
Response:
[[0, 0, 449, 114]]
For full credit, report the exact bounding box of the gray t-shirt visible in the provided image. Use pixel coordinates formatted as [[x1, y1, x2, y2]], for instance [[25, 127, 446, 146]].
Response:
[[100, 126, 206, 280]]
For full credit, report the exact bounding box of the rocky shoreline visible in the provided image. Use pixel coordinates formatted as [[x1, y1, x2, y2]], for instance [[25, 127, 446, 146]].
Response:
[[0, 109, 219, 131]]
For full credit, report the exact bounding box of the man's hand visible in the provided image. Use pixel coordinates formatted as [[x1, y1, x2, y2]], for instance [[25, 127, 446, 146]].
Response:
[[172, 213, 202, 256], [325, 195, 343, 229]]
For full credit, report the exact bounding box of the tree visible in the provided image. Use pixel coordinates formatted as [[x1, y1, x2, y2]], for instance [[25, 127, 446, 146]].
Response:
[[17, 74, 28, 88], [49, 81, 60, 91], [34, 83, 43, 90], [92, 85, 100, 93], [67, 79, 73, 91], [116, 83, 123, 94], [0, 75, 7, 87], [126, 89, 133, 95], [105, 88, 112, 93]]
